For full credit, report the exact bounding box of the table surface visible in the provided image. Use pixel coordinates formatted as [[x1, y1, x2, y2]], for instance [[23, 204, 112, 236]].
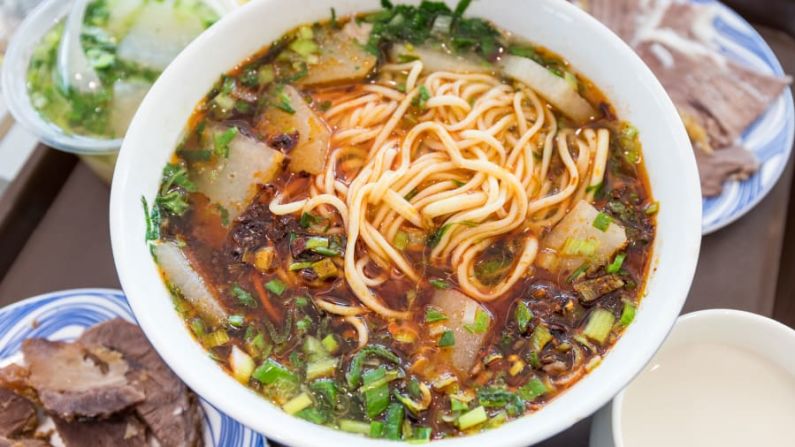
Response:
[[0, 24, 794, 447]]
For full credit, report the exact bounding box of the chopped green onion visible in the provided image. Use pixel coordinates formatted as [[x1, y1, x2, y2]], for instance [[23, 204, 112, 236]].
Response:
[[321, 334, 339, 354], [562, 237, 600, 257], [567, 263, 590, 283], [619, 301, 637, 326], [289, 38, 319, 58], [515, 301, 533, 333], [339, 419, 372, 435], [592, 212, 611, 232], [583, 308, 616, 344], [369, 421, 384, 438], [300, 212, 320, 228], [296, 407, 327, 424], [312, 246, 341, 257], [203, 329, 230, 348], [265, 279, 286, 296], [429, 279, 449, 289], [283, 392, 313, 415], [346, 345, 400, 388], [450, 396, 469, 412], [360, 368, 400, 393], [252, 358, 298, 385], [438, 330, 455, 347], [310, 379, 338, 405], [227, 314, 245, 328], [413, 426, 432, 442], [464, 308, 490, 334], [606, 253, 626, 274], [529, 324, 553, 353], [393, 231, 409, 250], [231, 284, 257, 307], [383, 403, 405, 440], [527, 351, 541, 369], [414, 85, 431, 109], [258, 66, 275, 85], [645, 201, 660, 215], [517, 378, 548, 401], [214, 127, 238, 159], [425, 307, 448, 323], [276, 88, 295, 114], [457, 406, 487, 430], [306, 358, 338, 380], [305, 236, 329, 250]]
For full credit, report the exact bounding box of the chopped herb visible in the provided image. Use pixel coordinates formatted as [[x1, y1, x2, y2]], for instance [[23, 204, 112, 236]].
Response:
[[231, 284, 257, 307], [216, 205, 230, 226], [645, 201, 659, 215], [142, 196, 160, 242], [583, 308, 616, 344], [300, 212, 321, 228], [404, 188, 419, 201], [476, 386, 524, 416], [414, 85, 431, 109], [427, 224, 452, 248], [517, 378, 548, 401], [429, 279, 449, 289], [606, 253, 626, 274], [457, 406, 487, 430], [319, 100, 332, 111], [438, 330, 455, 347], [397, 53, 420, 63], [330, 8, 338, 28], [529, 324, 552, 352], [275, 86, 296, 114], [288, 261, 314, 271], [214, 127, 238, 158], [592, 212, 611, 232], [619, 301, 637, 326], [515, 301, 533, 333], [586, 182, 603, 194], [425, 307, 448, 323], [228, 314, 245, 328], [566, 263, 590, 283], [265, 279, 287, 296], [464, 308, 490, 334]]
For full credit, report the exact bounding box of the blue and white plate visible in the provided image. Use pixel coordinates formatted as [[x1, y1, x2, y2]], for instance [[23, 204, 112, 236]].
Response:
[[694, 0, 795, 234], [0, 288, 268, 447]]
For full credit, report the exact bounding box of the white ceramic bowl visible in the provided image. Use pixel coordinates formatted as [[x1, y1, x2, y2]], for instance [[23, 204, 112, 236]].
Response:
[[110, 0, 701, 445], [590, 309, 795, 447]]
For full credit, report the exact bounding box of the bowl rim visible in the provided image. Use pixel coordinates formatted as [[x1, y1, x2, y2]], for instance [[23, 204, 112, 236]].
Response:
[[110, 0, 701, 446], [608, 309, 795, 447]]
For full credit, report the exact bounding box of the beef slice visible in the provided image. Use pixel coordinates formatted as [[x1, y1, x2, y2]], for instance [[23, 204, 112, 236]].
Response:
[[54, 415, 146, 447], [21, 339, 144, 420], [80, 318, 204, 447], [0, 388, 37, 438]]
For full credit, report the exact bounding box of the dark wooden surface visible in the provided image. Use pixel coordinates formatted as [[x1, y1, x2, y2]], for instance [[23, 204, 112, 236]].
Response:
[[0, 11, 794, 447]]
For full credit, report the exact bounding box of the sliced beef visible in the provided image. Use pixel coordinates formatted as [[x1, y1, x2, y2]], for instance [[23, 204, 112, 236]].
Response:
[[21, 339, 144, 420], [584, 0, 644, 41], [0, 388, 37, 438], [694, 143, 759, 196], [80, 319, 204, 447], [585, 0, 791, 196], [53, 415, 146, 447], [0, 437, 50, 447]]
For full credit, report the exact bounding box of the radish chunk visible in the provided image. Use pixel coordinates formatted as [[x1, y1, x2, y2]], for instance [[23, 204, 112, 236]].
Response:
[[258, 85, 330, 175], [296, 30, 377, 86], [539, 200, 627, 275], [499, 55, 596, 124], [430, 289, 490, 375], [194, 126, 284, 221], [391, 44, 492, 74], [154, 241, 228, 326]]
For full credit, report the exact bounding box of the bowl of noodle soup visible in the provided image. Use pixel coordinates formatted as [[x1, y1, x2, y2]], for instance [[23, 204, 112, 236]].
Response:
[[110, 0, 701, 445]]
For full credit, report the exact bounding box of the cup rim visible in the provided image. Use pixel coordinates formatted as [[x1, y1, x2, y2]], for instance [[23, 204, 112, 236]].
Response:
[[609, 309, 795, 447]]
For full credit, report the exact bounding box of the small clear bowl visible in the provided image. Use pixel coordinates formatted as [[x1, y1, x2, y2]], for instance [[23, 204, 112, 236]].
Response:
[[1, 0, 237, 180]]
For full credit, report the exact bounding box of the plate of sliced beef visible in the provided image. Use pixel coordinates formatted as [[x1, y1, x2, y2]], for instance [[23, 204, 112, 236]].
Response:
[[0, 289, 267, 447], [580, 0, 795, 233]]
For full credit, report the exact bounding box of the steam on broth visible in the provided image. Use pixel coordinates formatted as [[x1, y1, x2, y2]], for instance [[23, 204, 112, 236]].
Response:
[[146, 1, 656, 441]]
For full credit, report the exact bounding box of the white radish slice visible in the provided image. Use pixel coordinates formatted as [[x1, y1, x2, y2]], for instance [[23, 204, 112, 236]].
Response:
[[430, 289, 490, 375], [391, 44, 492, 74], [153, 241, 228, 325], [500, 55, 596, 123]]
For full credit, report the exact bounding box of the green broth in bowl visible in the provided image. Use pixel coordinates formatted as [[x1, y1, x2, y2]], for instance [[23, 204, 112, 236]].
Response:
[[26, 0, 219, 139]]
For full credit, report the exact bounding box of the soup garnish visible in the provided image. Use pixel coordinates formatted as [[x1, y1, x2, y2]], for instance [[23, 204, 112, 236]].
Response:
[[146, 0, 656, 440]]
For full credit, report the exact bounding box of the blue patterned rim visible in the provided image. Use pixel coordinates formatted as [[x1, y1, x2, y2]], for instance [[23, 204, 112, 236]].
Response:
[[0, 288, 268, 447], [693, 0, 795, 234]]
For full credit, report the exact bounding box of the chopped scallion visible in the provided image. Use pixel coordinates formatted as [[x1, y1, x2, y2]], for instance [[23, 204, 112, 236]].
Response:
[[583, 308, 616, 344], [619, 301, 637, 326], [592, 212, 611, 232], [515, 301, 533, 333], [438, 330, 455, 347], [265, 279, 286, 296], [464, 308, 490, 334], [425, 307, 448, 323], [429, 279, 449, 289], [606, 253, 626, 274], [339, 419, 372, 435], [457, 406, 487, 430]]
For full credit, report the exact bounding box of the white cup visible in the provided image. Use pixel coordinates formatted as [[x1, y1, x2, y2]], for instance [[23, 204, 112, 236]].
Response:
[[590, 309, 795, 447]]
